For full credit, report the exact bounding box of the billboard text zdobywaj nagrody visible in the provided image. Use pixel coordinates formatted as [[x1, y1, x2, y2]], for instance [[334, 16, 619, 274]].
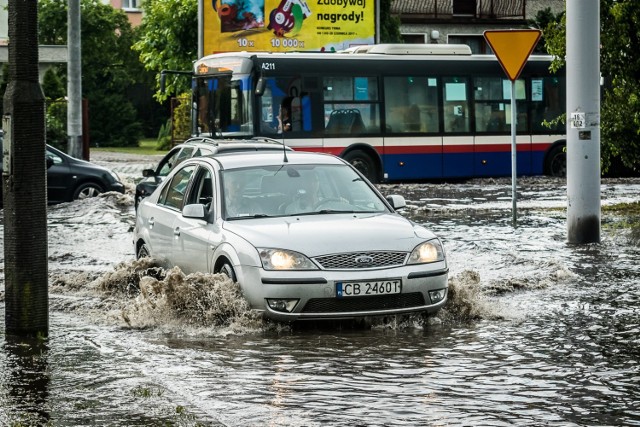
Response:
[[203, 0, 376, 54]]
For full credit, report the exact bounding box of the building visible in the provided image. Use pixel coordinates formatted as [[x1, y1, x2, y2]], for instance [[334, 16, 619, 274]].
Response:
[[0, 0, 143, 82], [392, 0, 564, 53], [104, 0, 143, 27], [0, 0, 68, 83]]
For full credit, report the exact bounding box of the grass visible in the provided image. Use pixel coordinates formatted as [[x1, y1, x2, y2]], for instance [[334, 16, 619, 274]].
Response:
[[91, 138, 168, 156]]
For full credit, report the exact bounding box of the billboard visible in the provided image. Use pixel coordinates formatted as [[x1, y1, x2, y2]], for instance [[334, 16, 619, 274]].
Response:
[[202, 0, 376, 54]]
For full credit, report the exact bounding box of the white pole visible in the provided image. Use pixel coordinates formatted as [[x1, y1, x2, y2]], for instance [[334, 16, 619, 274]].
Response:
[[566, 0, 601, 243], [67, 0, 82, 159]]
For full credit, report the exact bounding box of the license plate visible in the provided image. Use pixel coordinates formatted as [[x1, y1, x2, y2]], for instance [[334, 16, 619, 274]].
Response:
[[336, 279, 402, 298]]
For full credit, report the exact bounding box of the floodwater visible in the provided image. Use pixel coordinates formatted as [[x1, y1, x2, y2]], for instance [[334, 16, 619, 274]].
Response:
[[1, 153, 639, 426]]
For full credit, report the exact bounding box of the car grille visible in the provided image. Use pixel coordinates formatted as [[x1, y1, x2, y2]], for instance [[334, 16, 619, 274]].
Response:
[[301, 293, 425, 313], [314, 251, 408, 270]]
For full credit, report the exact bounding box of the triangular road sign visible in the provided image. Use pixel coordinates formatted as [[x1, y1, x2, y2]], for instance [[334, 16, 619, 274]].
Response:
[[484, 30, 542, 81]]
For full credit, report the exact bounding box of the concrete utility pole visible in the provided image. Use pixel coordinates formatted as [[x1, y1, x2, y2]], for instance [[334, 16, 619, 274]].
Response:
[[566, 0, 601, 244], [3, 0, 49, 336], [67, 0, 82, 159]]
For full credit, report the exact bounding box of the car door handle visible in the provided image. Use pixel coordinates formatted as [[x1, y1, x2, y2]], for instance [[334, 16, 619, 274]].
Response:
[[173, 227, 180, 237], [148, 217, 155, 227]]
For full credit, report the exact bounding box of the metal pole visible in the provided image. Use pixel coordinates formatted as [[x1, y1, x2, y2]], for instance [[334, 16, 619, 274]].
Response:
[[511, 80, 517, 226], [3, 0, 49, 337], [198, 0, 203, 58], [67, 0, 82, 159], [566, 0, 601, 244]]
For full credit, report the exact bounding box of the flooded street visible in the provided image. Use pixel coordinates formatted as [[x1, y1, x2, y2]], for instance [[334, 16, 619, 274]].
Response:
[[1, 153, 639, 426]]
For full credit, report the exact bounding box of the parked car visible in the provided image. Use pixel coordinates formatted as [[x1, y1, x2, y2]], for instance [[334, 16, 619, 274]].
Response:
[[134, 136, 293, 209], [0, 137, 124, 207], [133, 150, 449, 322]]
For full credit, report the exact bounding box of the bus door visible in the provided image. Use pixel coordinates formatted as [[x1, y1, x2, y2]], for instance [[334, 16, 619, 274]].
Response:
[[382, 76, 443, 180], [442, 77, 473, 178], [472, 78, 532, 177]]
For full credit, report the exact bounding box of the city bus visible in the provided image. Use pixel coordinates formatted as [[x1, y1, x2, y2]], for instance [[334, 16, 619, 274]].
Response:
[[188, 44, 566, 182]]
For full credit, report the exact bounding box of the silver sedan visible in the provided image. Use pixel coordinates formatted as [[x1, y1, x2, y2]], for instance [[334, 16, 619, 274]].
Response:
[[133, 150, 449, 322]]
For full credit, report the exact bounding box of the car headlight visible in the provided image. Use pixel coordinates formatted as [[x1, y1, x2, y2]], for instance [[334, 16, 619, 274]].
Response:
[[407, 239, 444, 264], [259, 248, 318, 270]]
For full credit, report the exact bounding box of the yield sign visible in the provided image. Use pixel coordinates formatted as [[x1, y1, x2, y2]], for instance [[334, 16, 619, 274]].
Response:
[[484, 29, 542, 81]]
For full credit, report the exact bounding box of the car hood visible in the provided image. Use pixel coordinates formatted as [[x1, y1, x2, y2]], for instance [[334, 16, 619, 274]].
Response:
[[67, 156, 119, 178], [222, 213, 436, 256]]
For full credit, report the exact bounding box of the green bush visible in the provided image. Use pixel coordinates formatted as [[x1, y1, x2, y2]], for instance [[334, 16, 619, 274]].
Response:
[[156, 119, 173, 151], [46, 100, 67, 151]]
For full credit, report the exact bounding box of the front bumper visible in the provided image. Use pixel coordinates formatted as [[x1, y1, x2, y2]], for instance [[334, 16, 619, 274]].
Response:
[[239, 264, 449, 322]]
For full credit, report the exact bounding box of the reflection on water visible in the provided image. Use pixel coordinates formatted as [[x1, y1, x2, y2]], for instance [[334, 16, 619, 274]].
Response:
[[1, 178, 639, 425], [1, 336, 50, 426]]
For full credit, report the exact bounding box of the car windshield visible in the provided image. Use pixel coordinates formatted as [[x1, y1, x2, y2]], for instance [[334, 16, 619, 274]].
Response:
[[221, 164, 388, 219]]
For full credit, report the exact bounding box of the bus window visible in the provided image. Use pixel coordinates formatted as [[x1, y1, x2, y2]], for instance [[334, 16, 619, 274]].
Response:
[[443, 77, 470, 133], [531, 76, 565, 133], [195, 76, 252, 136], [324, 76, 378, 101], [258, 76, 314, 134], [384, 76, 439, 133], [473, 77, 527, 132], [323, 76, 380, 134]]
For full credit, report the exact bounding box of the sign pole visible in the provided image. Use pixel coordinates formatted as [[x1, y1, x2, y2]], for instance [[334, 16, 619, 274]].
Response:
[[510, 80, 517, 226], [483, 29, 541, 227]]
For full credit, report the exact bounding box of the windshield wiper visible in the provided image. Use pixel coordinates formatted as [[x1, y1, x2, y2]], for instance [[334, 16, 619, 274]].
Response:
[[316, 209, 357, 214], [226, 213, 271, 220]]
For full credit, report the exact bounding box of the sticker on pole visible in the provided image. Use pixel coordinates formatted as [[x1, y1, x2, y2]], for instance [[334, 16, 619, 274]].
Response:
[[571, 112, 586, 129], [484, 30, 542, 81]]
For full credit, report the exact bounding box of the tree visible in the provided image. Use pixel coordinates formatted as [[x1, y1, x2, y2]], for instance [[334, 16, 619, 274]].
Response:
[[38, 0, 144, 147], [543, 1, 640, 175], [132, 0, 198, 102], [380, 0, 403, 43]]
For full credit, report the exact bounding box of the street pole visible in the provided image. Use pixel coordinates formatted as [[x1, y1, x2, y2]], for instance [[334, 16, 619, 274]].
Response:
[[3, 0, 49, 337], [67, 0, 82, 159], [510, 80, 517, 226], [566, 0, 601, 244]]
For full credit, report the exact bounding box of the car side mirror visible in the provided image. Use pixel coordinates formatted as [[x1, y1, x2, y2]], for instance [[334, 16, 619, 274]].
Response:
[[182, 203, 207, 220], [386, 194, 406, 210], [142, 168, 156, 177], [46, 157, 54, 169]]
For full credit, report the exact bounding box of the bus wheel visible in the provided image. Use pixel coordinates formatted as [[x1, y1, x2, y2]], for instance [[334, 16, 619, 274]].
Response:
[[343, 150, 379, 183], [545, 145, 566, 177]]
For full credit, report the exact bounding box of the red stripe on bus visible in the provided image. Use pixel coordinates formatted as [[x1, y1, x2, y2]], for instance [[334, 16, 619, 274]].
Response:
[[293, 142, 554, 156]]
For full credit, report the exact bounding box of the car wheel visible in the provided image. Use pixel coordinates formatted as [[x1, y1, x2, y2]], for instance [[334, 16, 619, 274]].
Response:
[[73, 182, 104, 200], [218, 262, 237, 282], [545, 145, 566, 177], [343, 150, 379, 183], [137, 243, 151, 259]]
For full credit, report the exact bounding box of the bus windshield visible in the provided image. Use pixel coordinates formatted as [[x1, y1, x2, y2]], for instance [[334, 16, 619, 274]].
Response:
[[194, 74, 253, 137]]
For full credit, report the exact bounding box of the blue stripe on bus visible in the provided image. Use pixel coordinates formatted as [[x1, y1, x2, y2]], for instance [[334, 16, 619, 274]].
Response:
[[381, 151, 541, 180]]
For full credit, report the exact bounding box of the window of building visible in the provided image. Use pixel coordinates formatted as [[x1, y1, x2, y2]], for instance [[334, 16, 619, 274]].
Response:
[[401, 34, 427, 44], [453, 0, 477, 16], [448, 35, 488, 54], [122, 0, 141, 10]]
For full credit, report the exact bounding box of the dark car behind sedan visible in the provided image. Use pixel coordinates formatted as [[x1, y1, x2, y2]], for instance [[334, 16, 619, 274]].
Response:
[[0, 135, 124, 207], [135, 136, 292, 209]]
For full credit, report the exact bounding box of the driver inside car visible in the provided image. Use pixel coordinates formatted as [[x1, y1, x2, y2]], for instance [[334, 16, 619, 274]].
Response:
[[283, 171, 322, 215]]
